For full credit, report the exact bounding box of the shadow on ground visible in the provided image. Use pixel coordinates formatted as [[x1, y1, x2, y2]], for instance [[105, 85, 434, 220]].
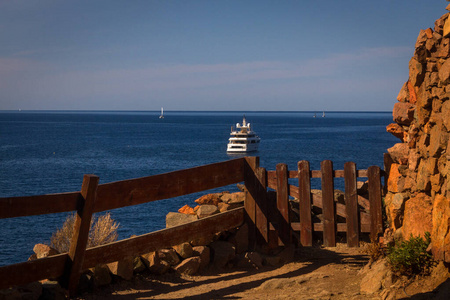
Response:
[[78, 246, 369, 300]]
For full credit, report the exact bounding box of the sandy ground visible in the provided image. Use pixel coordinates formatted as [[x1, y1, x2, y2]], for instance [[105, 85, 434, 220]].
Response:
[[77, 244, 450, 300]]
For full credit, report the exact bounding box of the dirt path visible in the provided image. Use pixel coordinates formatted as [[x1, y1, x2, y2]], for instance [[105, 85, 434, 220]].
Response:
[[78, 245, 381, 300], [75, 242, 450, 299]]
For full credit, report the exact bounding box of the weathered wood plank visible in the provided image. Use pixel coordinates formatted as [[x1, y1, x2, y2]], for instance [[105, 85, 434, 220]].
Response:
[[94, 158, 245, 213], [291, 222, 371, 233], [368, 166, 383, 241], [65, 175, 99, 295], [0, 192, 81, 219], [0, 254, 68, 289], [276, 163, 290, 245], [298, 160, 313, 247], [321, 160, 336, 247], [83, 208, 244, 268], [344, 162, 359, 247], [0, 159, 246, 219], [254, 167, 268, 245], [244, 157, 259, 250], [267, 169, 369, 189]]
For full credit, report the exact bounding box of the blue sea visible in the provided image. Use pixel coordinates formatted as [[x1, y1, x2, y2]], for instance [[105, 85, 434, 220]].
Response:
[[0, 110, 397, 266]]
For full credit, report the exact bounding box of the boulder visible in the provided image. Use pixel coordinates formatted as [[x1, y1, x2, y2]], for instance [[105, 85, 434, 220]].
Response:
[[178, 204, 195, 215], [40, 281, 66, 300], [386, 123, 406, 141], [408, 150, 420, 171], [158, 248, 180, 266], [133, 256, 146, 273], [393, 102, 415, 125], [192, 246, 210, 270], [92, 264, 112, 287], [32, 244, 58, 259], [396, 81, 409, 102], [441, 100, 450, 131], [165, 212, 197, 228], [431, 195, 450, 262], [107, 256, 134, 280], [402, 193, 433, 239], [224, 192, 245, 204], [141, 251, 170, 275], [407, 80, 418, 104], [209, 240, 236, 268], [416, 160, 432, 192], [174, 256, 201, 275], [196, 204, 219, 219], [195, 193, 222, 206], [386, 163, 405, 193], [386, 193, 408, 229], [409, 57, 425, 87], [360, 259, 391, 295], [387, 143, 409, 165], [227, 223, 249, 254], [173, 242, 193, 259], [444, 15, 450, 37], [17, 281, 43, 300]]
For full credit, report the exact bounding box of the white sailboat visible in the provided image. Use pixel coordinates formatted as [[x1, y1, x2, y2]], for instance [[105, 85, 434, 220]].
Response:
[[159, 107, 164, 119]]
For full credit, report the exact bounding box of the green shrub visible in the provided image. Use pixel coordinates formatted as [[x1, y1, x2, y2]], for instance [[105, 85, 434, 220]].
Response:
[[50, 212, 119, 253], [387, 232, 435, 277]]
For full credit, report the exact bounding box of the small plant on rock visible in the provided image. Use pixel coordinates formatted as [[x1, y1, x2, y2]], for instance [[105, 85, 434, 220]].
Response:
[[387, 232, 435, 278], [50, 212, 119, 253]]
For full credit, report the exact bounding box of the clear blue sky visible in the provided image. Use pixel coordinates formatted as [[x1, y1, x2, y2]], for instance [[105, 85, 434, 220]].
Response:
[[0, 0, 448, 111]]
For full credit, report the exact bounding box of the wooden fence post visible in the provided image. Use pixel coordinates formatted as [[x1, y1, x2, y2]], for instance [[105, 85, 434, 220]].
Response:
[[255, 167, 268, 245], [63, 174, 99, 295], [298, 160, 312, 247], [244, 156, 259, 251], [344, 162, 359, 247], [276, 163, 290, 246], [368, 166, 383, 241], [321, 160, 336, 247]]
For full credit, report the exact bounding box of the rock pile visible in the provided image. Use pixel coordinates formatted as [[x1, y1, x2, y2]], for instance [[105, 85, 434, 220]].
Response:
[[385, 5, 450, 262], [166, 188, 246, 228]]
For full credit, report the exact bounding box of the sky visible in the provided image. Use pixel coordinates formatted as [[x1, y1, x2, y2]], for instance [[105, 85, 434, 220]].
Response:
[[0, 0, 448, 111]]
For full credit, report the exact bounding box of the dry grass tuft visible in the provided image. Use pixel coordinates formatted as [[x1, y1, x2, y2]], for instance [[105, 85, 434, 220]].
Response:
[[88, 213, 119, 247], [50, 212, 119, 253], [364, 238, 387, 262]]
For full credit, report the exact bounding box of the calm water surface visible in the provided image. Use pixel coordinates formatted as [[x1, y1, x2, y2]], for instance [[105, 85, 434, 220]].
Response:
[[0, 111, 397, 265]]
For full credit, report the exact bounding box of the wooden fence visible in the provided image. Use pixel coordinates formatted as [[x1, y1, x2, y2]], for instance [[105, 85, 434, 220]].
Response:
[[243, 157, 383, 252], [0, 156, 384, 295]]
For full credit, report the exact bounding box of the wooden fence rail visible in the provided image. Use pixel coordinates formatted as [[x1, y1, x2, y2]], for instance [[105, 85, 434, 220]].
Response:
[[0, 156, 384, 295], [0, 158, 246, 294]]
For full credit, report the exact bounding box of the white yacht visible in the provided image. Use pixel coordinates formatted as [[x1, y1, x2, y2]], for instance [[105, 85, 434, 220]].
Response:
[[227, 116, 260, 153]]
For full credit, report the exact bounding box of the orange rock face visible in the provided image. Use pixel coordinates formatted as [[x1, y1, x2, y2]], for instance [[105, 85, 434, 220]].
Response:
[[385, 7, 450, 261], [402, 193, 433, 239], [431, 195, 450, 262]]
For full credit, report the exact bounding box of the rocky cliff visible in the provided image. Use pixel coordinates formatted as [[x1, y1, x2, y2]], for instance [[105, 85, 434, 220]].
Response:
[[385, 4, 450, 262]]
